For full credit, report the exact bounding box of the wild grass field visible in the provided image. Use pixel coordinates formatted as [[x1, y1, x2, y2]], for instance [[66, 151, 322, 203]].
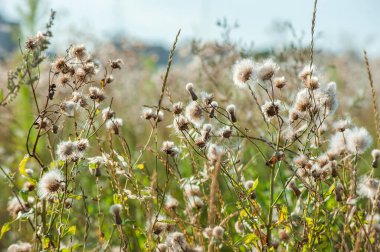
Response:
[[0, 1, 380, 251]]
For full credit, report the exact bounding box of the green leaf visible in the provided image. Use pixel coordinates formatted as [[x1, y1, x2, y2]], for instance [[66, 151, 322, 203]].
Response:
[[19, 154, 30, 176], [0, 221, 13, 239]]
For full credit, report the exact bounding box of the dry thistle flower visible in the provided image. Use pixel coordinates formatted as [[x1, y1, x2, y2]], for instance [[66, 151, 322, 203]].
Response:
[[345, 127, 373, 154], [226, 104, 237, 123], [207, 144, 224, 165], [274, 76, 287, 89], [57, 74, 71, 87], [102, 107, 115, 120], [7, 197, 30, 218], [56, 141, 78, 160], [110, 59, 123, 69], [70, 44, 87, 60], [186, 82, 198, 101], [161, 141, 180, 157], [306, 76, 319, 90], [37, 169, 64, 199], [314, 82, 339, 115], [141, 108, 155, 120], [172, 102, 183, 115], [294, 89, 311, 112], [218, 126, 232, 139], [293, 155, 311, 169], [156, 243, 168, 252], [188, 195, 204, 209], [75, 138, 89, 152], [288, 179, 301, 197], [173, 115, 190, 133], [203, 227, 212, 239], [7, 242, 32, 252], [333, 119, 350, 132], [209, 101, 218, 118], [371, 149, 380, 168], [256, 59, 278, 82], [201, 92, 214, 105], [165, 195, 179, 210], [84, 61, 98, 77], [358, 176, 379, 199], [156, 111, 164, 122], [71, 91, 88, 107], [288, 109, 301, 123], [328, 132, 347, 155], [23, 181, 35, 192], [60, 100, 77, 117], [34, 117, 52, 130], [212, 226, 224, 239], [298, 65, 314, 82], [75, 67, 87, 82], [88, 87, 105, 102], [52, 57, 67, 73], [106, 118, 123, 134], [185, 101, 204, 127], [110, 204, 123, 225], [165, 232, 189, 251], [261, 100, 281, 121], [232, 59, 255, 88], [200, 124, 213, 141], [184, 184, 201, 197]]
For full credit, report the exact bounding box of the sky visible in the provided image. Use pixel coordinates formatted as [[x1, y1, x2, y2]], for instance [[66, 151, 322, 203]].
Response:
[[1, 0, 380, 55]]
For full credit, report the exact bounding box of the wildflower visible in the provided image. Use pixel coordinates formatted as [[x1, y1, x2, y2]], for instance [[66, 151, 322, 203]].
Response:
[[70, 45, 87, 60], [161, 141, 180, 157], [274, 76, 286, 89], [212, 226, 224, 239], [333, 119, 350, 132], [173, 115, 190, 133], [294, 89, 310, 112], [358, 176, 379, 199], [7, 197, 30, 218], [186, 82, 198, 101], [37, 169, 64, 199], [226, 104, 237, 123], [185, 101, 204, 127], [232, 59, 255, 88], [110, 59, 123, 69], [110, 204, 123, 225], [75, 138, 89, 152], [288, 179, 301, 197], [60, 100, 77, 117], [165, 195, 179, 210], [345, 127, 373, 154], [102, 107, 115, 120], [52, 57, 67, 73], [165, 232, 189, 251], [256, 59, 278, 82], [75, 67, 87, 82], [7, 242, 32, 252], [156, 243, 168, 252], [218, 126, 232, 139], [106, 118, 123, 134], [88, 87, 105, 102], [261, 100, 281, 121], [371, 149, 380, 168], [207, 144, 224, 165], [200, 124, 213, 141], [172, 102, 183, 115]]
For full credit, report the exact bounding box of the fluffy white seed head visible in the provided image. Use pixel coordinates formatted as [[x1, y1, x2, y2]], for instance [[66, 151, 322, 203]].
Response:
[[185, 101, 204, 127], [261, 100, 281, 121], [232, 59, 255, 88], [38, 169, 64, 199], [212, 226, 224, 239], [161, 141, 180, 157], [256, 59, 278, 83], [346, 127, 373, 154], [106, 118, 123, 134]]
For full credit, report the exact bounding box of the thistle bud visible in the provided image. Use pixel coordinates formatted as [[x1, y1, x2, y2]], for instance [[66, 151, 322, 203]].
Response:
[[226, 104, 237, 123], [289, 179, 301, 197], [110, 204, 123, 225], [371, 149, 380, 168], [186, 83, 198, 101], [335, 183, 344, 202]]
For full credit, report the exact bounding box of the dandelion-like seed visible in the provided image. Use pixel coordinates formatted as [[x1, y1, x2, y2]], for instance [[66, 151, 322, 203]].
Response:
[[294, 89, 311, 112], [110, 59, 123, 69], [186, 83, 198, 101], [52, 58, 67, 73], [102, 107, 115, 120], [106, 118, 123, 134], [141, 108, 155, 120], [218, 126, 232, 139], [185, 101, 204, 127], [110, 204, 123, 225], [60, 100, 77, 117], [209, 101, 218, 118], [274, 76, 286, 89], [7, 197, 30, 218], [212, 226, 224, 239], [88, 87, 105, 102], [358, 176, 379, 199], [226, 104, 237, 123], [173, 115, 190, 133], [161, 141, 180, 157], [172, 102, 183, 115], [200, 124, 213, 141], [75, 138, 89, 152], [201, 92, 214, 105], [75, 68, 87, 82], [261, 100, 281, 121], [333, 119, 350, 132], [328, 131, 347, 155], [7, 242, 32, 252], [345, 127, 373, 154], [371, 149, 380, 168], [257, 59, 278, 82], [37, 169, 64, 199], [207, 144, 224, 165], [56, 141, 77, 160], [232, 59, 255, 88], [71, 45, 87, 60], [314, 82, 339, 116]]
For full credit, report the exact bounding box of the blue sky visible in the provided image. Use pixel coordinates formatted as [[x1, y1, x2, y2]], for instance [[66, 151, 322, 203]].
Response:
[[2, 0, 380, 55]]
